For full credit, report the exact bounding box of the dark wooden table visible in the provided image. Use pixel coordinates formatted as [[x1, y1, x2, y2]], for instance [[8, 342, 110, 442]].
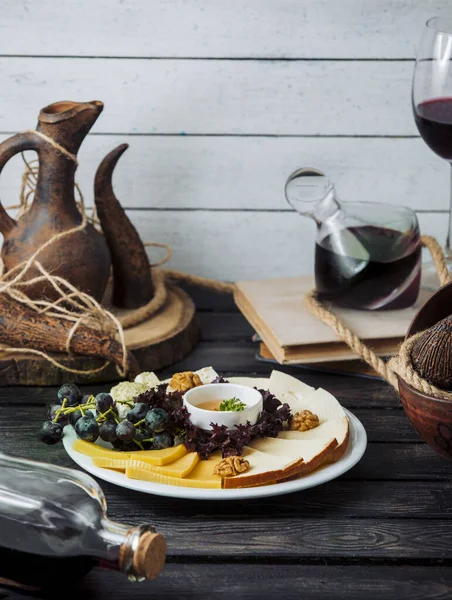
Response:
[[1, 288, 452, 600]]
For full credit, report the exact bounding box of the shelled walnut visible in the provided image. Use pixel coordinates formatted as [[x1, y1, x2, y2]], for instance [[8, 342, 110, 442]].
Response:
[[169, 371, 202, 392], [290, 410, 320, 432], [213, 456, 250, 477]]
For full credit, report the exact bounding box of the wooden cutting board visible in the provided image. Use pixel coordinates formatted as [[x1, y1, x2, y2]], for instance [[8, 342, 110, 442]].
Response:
[[0, 284, 199, 386]]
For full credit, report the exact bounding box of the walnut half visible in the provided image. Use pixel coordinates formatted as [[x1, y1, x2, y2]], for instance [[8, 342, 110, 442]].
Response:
[[213, 456, 250, 477], [290, 410, 320, 432], [169, 371, 202, 392]]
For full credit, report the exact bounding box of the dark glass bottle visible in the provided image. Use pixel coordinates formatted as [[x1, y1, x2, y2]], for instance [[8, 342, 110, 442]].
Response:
[[0, 453, 166, 591]]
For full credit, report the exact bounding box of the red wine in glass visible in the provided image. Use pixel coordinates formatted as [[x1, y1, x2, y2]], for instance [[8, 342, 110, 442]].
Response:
[[414, 97, 452, 160], [412, 17, 452, 270]]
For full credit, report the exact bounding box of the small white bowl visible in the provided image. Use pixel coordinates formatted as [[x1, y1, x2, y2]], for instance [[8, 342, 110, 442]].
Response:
[[183, 383, 263, 430]]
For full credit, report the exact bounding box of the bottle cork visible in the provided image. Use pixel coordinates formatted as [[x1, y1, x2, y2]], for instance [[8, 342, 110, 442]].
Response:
[[133, 532, 167, 581]]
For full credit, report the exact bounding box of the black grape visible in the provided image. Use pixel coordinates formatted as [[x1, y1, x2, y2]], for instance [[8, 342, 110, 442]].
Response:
[[75, 415, 99, 442], [40, 421, 63, 445], [57, 383, 82, 407]]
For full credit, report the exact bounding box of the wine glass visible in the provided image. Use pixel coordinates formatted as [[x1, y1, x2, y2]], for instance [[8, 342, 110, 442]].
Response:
[[413, 16, 452, 281]]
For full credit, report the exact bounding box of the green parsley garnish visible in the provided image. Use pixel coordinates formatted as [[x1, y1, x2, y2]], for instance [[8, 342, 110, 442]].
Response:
[[219, 397, 247, 412]]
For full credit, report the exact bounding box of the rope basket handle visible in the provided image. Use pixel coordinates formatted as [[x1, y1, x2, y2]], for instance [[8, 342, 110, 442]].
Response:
[[304, 235, 451, 392]]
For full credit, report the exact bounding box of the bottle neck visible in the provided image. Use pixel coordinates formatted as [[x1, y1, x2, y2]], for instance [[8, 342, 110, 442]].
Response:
[[97, 519, 157, 582], [94, 518, 166, 581]]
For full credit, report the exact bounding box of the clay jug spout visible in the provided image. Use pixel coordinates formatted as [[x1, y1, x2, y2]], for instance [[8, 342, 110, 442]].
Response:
[[37, 100, 104, 154]]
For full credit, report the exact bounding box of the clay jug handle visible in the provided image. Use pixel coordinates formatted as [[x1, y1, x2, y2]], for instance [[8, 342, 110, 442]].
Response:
[[0, 132, 41, 235]]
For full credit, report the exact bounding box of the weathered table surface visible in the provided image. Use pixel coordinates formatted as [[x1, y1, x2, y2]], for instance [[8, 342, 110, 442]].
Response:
[[1, 287, 452, 600]]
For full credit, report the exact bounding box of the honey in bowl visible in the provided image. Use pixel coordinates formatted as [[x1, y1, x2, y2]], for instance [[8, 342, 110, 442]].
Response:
[[183, 383, 263, 430], [198, 400, 222, 411], [197, 397, 247, 412]]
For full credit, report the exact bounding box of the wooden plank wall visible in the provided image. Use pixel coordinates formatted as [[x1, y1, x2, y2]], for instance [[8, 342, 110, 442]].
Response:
[[0, 1, 448, 280]]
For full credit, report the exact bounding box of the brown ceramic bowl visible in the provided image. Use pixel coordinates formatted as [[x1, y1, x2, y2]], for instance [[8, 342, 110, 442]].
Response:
[[398, 281, 452, 461]]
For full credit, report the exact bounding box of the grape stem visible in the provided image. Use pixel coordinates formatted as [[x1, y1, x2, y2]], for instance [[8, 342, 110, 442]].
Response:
[[52, 398, 68, 423], [96, 406, 120, 424]]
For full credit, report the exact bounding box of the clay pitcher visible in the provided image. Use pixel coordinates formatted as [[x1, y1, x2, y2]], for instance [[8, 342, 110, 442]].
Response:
[[0, 100, 111, 301]]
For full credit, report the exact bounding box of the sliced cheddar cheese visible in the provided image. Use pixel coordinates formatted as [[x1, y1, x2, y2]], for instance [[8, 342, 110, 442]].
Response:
[[73, 440, 189, 466], [92, 457, 129, 471], [73, 439, 131, 460], [93, 451, 200, 478], [126, 459, 221, 489], [185, 454, 222, 487], [130, 444, 188, 465], [155, 451, 200, 477]]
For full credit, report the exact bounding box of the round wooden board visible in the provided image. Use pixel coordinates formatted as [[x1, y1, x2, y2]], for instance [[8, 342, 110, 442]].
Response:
[[0, 285, 199, 386]]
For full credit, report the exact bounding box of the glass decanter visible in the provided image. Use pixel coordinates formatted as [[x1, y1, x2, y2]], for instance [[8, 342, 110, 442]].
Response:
[[285, 168, 421, 310]]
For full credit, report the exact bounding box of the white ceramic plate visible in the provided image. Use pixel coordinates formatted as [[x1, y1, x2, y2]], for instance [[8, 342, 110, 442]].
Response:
[[63, 382, 367, 500]]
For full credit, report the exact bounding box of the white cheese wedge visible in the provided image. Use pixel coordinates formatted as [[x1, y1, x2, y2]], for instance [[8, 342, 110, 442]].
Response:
[[279, 416, 349, 461], [194, 366, 219, 385], [116, 402, 133, 420], [249, 436, 336, 463], [110, 381, 148, 419], [229, 377, 272, 389], [134, 372, 160, 388], [268, 370, 315, 405], [280, 388, 346, 423], [223, 447, 304, 489], [231, 370, 349, 464]]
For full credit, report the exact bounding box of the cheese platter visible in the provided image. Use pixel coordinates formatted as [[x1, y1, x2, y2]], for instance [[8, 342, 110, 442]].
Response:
[[41, 367, 367, 499]]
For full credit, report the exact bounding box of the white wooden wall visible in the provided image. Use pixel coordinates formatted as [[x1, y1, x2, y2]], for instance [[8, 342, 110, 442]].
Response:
[[0, 0, 448, 280]]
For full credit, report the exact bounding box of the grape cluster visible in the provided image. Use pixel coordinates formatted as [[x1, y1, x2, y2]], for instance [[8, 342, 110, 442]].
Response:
[[39, 383, 173, 450]]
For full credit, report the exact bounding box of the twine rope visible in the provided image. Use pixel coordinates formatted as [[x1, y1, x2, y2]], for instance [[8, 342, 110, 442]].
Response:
[[0, 134, 235, 376], [0, 135, 127, 377], [25, 130, 79, 165], [304, 289, 399, 389], [387, 332, 452, 401]]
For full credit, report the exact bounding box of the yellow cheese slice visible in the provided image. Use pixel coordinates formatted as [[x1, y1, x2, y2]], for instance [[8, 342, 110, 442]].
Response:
[[73, 439, 131, 459], [93, 451, 200, 478], [73, 440, 188, 466], [186, 454, 222, 480], [92, 457, 130, 471], [129, 444, 188, 465], [155, 451, 200, 477], [126, 459, 222, 489]]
